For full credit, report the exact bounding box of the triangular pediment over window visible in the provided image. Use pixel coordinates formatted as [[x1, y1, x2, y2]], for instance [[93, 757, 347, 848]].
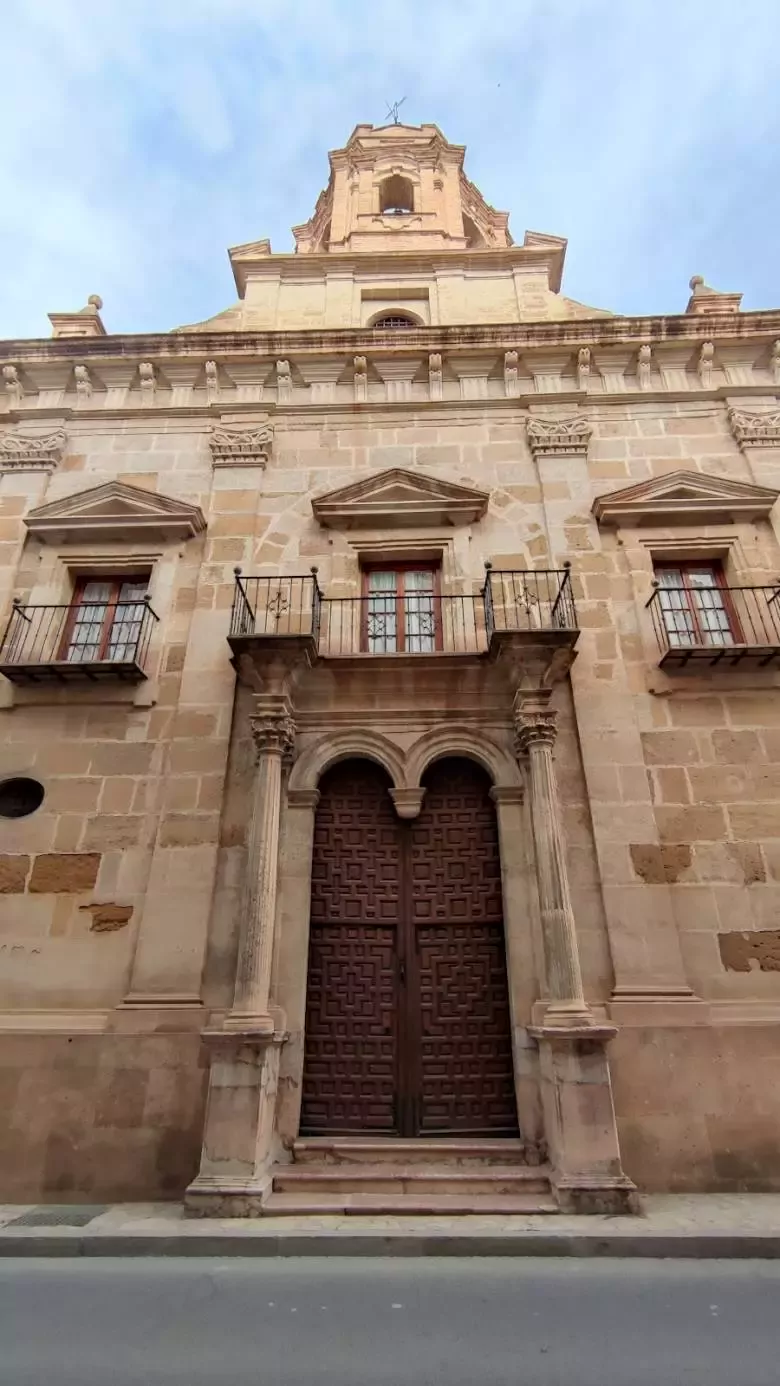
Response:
[[312, 468, 489, 529], [592, 470, 779, 527], [25, 481, 207, 544]]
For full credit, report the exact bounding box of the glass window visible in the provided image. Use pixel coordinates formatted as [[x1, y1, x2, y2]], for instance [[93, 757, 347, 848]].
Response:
[[655, 564, 737, 648], [62, 577, 149, 664], [363, 566, 439, 654]]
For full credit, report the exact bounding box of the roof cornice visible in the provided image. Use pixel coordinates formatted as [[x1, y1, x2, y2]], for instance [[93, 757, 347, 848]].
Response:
[[3, 310, 780, 364]]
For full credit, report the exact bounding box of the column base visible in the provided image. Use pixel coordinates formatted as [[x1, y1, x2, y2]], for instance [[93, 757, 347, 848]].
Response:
[[185, 1172, 274, 1218], [532, 1019, 639, 1216], [222, 1012, 276, 1036], [553, 1174, 641, 1216], [185, 1029, 285, 1216]]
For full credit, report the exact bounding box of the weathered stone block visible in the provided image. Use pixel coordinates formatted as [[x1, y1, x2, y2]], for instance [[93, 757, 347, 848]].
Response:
[[719, 931, 780, 973], [0, 856, 30, 894], [28, 853, 101, 894]]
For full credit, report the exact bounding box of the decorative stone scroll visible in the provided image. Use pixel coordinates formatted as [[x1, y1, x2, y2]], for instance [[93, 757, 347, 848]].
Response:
[[2, 366, 22, 408], [0, 428, 66, 473], [727, 408, 780, 449], [209, 423, 274, 469], [526, 415, 591, 458], [576, 346, 590, 391], [354, 356, 368, 403]]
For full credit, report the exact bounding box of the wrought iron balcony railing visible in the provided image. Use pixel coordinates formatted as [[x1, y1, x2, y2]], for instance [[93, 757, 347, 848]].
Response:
[[0, 597, 158, 684], [230, 565, 577, 657], [647, 582, 780, 668]]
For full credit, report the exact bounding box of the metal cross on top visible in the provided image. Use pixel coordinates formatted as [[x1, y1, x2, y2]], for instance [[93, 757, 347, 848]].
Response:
[[385, 97, 406, 125]]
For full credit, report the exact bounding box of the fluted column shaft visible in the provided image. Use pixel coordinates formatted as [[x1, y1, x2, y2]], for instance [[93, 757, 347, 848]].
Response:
[[515, 697, 589, 1022], [228, 697, 295, 1031]]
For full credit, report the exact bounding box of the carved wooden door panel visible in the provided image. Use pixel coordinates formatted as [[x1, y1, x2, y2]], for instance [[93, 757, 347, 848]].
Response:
[[409, 759, 518, 1135], [300, 757, 518, 1137], [300, 760, 401, 1133]]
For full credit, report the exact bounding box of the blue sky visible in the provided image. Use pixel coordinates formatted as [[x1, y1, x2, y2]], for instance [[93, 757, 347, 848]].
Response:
[[2, 0, 779, 339]]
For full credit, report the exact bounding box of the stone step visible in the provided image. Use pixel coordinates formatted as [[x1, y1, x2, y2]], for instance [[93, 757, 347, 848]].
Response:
[[263, 1190, 559, 1216], [292, 1137, 541, 1168], [274, 1163, 551, 1197]]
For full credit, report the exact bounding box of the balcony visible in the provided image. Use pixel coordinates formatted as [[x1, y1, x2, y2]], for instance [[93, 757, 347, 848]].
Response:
[[0, 597, 158, 685], [647, 582, 780, 669], [229, 565, 578, 660]]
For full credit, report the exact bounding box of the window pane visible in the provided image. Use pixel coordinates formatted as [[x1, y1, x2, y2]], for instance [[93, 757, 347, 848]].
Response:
[[367, 572, 397, 653], [404, 573, 436, 653], [106, 580, 148, 661], [692, 587, 734, 645], [66, 581, 114, 663]]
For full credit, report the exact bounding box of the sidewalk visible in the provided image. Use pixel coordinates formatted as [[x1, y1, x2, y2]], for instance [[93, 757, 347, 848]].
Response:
[[1, 1195, 780, 1257]]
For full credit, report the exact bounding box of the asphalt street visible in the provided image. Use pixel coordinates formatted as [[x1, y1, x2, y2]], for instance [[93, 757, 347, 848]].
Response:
[[0, 1257, 778, 1385]]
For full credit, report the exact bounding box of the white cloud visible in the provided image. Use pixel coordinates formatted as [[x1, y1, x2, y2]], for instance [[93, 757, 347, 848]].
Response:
[[1, 0, 779, 336]]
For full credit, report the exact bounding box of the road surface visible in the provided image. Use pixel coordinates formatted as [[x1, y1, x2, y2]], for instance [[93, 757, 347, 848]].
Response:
[[1, 1257, 778, 1385]]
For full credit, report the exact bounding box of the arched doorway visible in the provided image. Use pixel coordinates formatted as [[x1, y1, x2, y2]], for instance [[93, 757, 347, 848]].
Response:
[[300, 756, 518, 1137]]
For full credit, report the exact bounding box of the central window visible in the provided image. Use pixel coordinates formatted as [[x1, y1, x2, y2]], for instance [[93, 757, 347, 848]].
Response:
[[61, 575, 150, 664], [362, 564, 440, 654]]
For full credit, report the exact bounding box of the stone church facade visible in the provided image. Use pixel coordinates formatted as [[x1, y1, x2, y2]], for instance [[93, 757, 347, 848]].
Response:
[[1, 122, 780, 1213]]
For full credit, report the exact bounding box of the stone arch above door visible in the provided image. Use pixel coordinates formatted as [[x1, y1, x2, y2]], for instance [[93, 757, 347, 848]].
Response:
[[405, 725, 522, 793], [288, 728, 405, 795]]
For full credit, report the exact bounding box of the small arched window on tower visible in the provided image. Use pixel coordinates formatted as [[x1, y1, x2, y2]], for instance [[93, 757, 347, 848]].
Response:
[[379, 175, 415, 215]]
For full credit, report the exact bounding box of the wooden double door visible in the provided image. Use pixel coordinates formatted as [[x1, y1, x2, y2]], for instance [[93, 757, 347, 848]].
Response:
[[300, 757, 518, 1137]]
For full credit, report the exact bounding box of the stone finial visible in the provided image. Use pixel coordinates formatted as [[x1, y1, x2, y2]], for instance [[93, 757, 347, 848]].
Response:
[[576, 346, 591, 391], [429, 353, 443, 401], [74, 364, 93, 402], [637, 343, 652, 390], [504, 350, 519, 398], [685, 274, 742, 315], [2, 365, 22, 408], [354, 356, 368, 403], [698, 341, 715, 389], [48, 295, 107, 338]]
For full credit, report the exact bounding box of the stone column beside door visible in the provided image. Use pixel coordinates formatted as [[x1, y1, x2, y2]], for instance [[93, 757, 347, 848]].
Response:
[[185, 695, 294, 1215], [515, 690, 639, 1213]]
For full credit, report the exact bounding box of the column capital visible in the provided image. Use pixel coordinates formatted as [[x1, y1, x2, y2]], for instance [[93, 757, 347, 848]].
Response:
[[250, 695, 296, 761], [514, 692, 558, 755]]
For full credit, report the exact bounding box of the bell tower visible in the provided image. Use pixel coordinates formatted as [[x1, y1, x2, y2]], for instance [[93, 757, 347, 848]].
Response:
[[292, 123, 513, 255]]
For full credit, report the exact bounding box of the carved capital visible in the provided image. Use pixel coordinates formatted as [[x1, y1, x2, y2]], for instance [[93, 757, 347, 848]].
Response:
[[0, 427, 66, 473], [210, 422, 274, 468], [727, 407, 780, 449], [515, 712, 558, 755], [514, 693, 558, 755], [250, 702, 296, 761], [526, 414, 591, 458]]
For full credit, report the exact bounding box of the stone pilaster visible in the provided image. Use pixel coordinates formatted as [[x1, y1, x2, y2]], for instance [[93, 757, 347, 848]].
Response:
[[514, 691, 590, 1025], [515, 690, 638, 1213], [226, 694, 296, 1034]]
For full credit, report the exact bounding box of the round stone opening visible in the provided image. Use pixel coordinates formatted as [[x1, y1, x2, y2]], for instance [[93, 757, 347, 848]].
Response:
[[0, 777, 45, 819]]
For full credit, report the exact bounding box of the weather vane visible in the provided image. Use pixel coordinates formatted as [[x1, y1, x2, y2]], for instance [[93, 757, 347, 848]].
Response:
[[385, 97, 406, 125]]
